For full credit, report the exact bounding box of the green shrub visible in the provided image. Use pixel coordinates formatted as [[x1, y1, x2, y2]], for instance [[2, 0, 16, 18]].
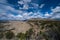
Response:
[[0, 32, 4, 39], [5, 31, 15, 39], [16, 32, 25, 40]]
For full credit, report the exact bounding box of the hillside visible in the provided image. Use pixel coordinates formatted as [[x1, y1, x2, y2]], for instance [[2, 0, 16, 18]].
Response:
[[0, 19, 60, 40], [0, 21, 31, 34]]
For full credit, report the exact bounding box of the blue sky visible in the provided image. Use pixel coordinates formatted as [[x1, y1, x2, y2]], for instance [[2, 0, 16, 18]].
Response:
[[0, 0, 60, 20]]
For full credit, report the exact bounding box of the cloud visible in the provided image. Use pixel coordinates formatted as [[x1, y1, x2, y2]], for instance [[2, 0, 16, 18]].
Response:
[[0, 0, 7, 4], [18, 1, 24, 5], [1, 0, 60, 20], [45, 12, 52, 17], [23, 0, 31, 3], [49, 6, 60, 19], [23, 4, 29, 9], [0, 3, 49, 20], [40, 4, 45, 8], [51, 6, 60, 13], [28, 11, 44, 19], [40, 6, 60, 19], [0, 3, 24, 20], [18, 0, 39, 10], [0, 4, 42, 20], [31, 3, 39, 7], [9, 14, 24, 20], [0, 12, 24, 20], [18, 1, 29, 10]]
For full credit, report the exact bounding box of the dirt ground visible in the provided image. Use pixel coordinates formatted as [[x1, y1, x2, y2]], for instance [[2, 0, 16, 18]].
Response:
[[7, 21, 31, 35]]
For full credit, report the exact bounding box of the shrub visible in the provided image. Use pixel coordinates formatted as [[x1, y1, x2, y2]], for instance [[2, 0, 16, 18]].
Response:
[[16, 32, 25, 40], [5, 31, 15, 39], [0, 32, 4, 39]]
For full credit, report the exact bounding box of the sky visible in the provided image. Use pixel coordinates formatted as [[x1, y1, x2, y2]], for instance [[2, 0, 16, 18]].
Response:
[[0, 0, 60, 20]]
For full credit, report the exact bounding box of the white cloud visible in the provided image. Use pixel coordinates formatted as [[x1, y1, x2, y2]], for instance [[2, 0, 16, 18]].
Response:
[[45, 12, 51, 17], [28, 12, 33, 15], [23, 0, 31, 3], [0, 13, 24, 20], [0, 1, 54, 20], [51, 14, 60, 19], [31, 3, 39, 8], [0, 4, 52, 20], [18, 0, 40, 10], [0, 4, 24, 20], [23, 4, 29, 9], [13, 15, 24, 20], [27, 11, 44, 19], [0, 0, 7, 4], [18, 0, 31, 5], [18, 1, 24, 5], [4, 6, 24, 14], [49, 6, 60, 19], [51, 6, 60, 13], [0, 5, 30, 20], [40, 4, 45, 8]]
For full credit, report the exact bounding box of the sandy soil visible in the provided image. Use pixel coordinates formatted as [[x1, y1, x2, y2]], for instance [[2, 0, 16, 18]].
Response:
[[8, 21, 31, 35]]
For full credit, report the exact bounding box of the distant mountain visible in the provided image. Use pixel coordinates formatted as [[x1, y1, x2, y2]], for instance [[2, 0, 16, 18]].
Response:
[[0, 18, 60, 22], [27, 18, 60, 21], [53, 18, 60, 21]]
